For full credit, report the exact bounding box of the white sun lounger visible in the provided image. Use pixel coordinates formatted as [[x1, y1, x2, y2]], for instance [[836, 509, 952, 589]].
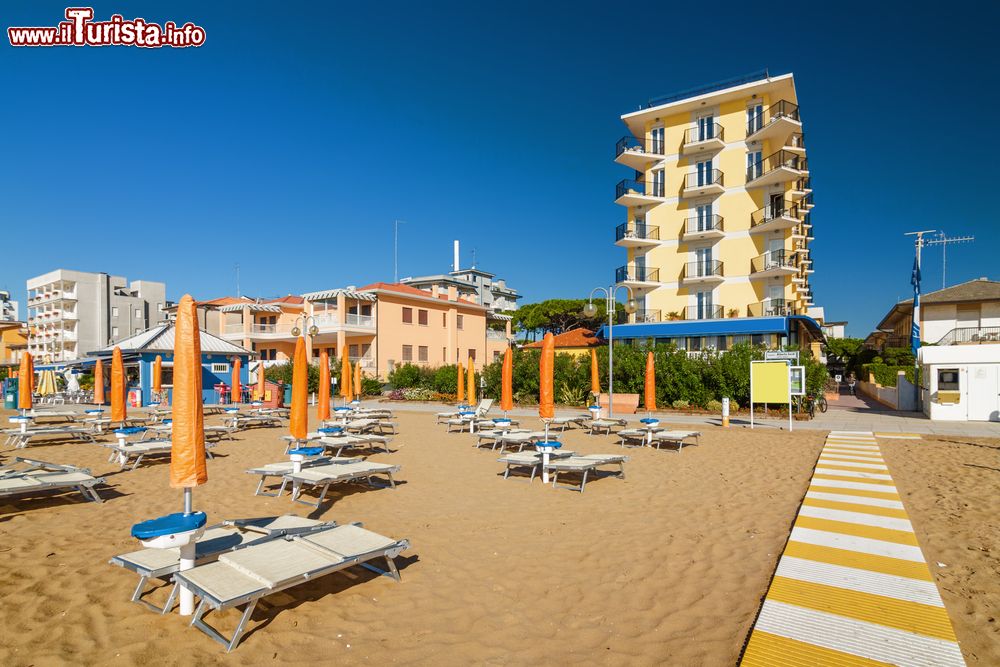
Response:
[[0, 457, 105, 503], [103, 440, 217, 470], [497, 450, 575, 482], [226, 413, 282, 430], [3, 425, 98, 449], [317, 434, 392, 456], [246, 457, 362, 497], [284, 461, 401, 507], [650, 430, 701, 451], [493, 431, 550, 453], [436, 398, 493, 424], [586, 418, 627, 435], [544, 454, 629, 492], [475, 428, 531, 450], [170, 523, 409, 651], [110, 515, 336, 612]]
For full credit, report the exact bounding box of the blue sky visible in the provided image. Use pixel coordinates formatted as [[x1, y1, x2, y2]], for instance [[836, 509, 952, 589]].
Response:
[[1, 1, 997, 337]]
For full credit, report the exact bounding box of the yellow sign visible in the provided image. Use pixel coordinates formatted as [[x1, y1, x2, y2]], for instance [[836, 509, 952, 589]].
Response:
[[752, 361, 790, 403]]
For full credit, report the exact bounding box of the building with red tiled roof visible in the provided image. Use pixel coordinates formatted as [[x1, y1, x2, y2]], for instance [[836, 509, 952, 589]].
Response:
[[523, 328, 602, 356]]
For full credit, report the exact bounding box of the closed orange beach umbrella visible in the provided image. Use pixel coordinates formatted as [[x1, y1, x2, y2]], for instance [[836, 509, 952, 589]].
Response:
[[644, 351, 656, 412], [340, 351, 353, 403], [170, 294, 208, 489], [456, 360, 465, 403], [466, 356, 476, 404], [27, 353, 34, 398], [590, 348, 600, 397], [257, 361, 266, 400], [500, 347, 513, 413], [111, 346, 126, 423], [289, 337, 308, 441], [17, 352, 32, 411], [93, 358, 105, 405], [318, 349, 331, 421], [539, 332, 555, 419], [354, 362, 361, 399], [231, 357, 242, 404], [153, 355, 162, 395]]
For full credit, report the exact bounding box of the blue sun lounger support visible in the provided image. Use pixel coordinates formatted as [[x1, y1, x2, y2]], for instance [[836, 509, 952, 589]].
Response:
[[170, 523, 409, 651], [110, 515, 335, 612]]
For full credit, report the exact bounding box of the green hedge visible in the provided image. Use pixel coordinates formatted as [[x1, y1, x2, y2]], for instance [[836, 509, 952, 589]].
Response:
[[860, 363, 915, 388]]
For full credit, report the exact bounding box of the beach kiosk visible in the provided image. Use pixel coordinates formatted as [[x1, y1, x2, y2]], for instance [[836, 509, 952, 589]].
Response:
[[87, 324, 253, 406]]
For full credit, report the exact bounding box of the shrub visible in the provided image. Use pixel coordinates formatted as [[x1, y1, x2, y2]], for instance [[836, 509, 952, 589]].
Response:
[[402, 387, 434, 401], [432, 365, 460, 394], [360, 377, 383, 397], [388, 363, 435, 389], [706, 399, 723, 412], [672, 399, 690, 410], [264, 362, 321, 393], [557, 381, 587, 407]]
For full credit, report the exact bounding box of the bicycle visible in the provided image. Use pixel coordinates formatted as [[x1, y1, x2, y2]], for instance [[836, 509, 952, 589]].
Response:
[[815, 394, 828, 413]]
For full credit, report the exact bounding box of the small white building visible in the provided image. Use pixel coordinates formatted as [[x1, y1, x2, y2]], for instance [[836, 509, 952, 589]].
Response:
[[919, 344, 1000, 422]]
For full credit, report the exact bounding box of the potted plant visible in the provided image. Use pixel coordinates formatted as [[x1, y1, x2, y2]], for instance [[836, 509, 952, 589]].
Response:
[[727, 308, 739, 318], [667, 311, 682, 321]]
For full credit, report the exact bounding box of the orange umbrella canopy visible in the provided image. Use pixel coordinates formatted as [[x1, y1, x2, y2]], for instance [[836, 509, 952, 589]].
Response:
[[27, 353, 34, 398], [318, 349, 331, 421], [93, 358, 105, 405], [17, 352, 32, 410], [539, 332, 555, 419], [289, 337, 308, 440], [466, 356, 476, 404], [111, 346, 127, 423], [644, 351, 656, 411], [456, 360, 465, 402], [500, 347, 513, 412], [153, 355, 162, 394], [169, 295, 208, 489], [257, 361, 266, 399], [231, 357, 242, 403], [340, 352, 353, 402], [354, 362, 362, 399], [590, 348, 600, 396]]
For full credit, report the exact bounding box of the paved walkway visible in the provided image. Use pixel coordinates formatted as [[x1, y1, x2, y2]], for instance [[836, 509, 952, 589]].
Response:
[[740, 431, 965, 666], [372, 401, 1000, 438]]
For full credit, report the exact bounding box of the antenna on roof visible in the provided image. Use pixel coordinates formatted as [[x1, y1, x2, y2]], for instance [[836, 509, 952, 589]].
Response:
[[924, 231, 975, 289], [471, 248, 477, 269]]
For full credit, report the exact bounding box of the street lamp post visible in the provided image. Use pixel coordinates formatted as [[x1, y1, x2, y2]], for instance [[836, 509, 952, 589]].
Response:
[[584, 285, 638, 419], [290, 315, 320, 406]]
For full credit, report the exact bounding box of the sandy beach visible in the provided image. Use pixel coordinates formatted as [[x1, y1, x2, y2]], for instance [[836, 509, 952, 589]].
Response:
[[0, 408, 995, 665]]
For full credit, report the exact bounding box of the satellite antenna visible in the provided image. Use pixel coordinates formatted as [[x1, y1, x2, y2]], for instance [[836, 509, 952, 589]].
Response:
[[924, 231, 975, 289]]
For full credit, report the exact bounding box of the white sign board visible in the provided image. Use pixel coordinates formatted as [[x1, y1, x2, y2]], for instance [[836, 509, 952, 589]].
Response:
[[789, 366, 806, 396], [765, 350, 800, 363], [835, 374, 842, 383]]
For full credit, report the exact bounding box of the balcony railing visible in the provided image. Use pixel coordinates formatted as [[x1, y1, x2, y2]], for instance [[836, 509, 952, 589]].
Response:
[[615, 135, 665, 159], [615, 222, 660, 242], [631, 309, 661, 324], [686, 305, 724, 320], [748, 300, 797, 317], [683, 124, 725, 145], [616, 178, 665, 199], [683, 260, 724, 280], [746, 150, 807, 183], [786, 132, 806, 150], [615, 266, 660, 283], [751, 250, 797, 273], [936, 326, 1000, 345], [486, 329, 509, 341], [684, 169, 724, 189], [685, 214, 724, 235], [746, 100, 800, 136], [345, 313, 374, 327], [751, 202, 804, 227]]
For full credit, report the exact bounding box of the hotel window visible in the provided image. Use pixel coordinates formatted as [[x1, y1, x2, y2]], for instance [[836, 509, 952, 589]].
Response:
[[747, 103, 763, 134], [650, 126, 664, 153], [696, 158, 713, 186], [697, 114, 715, 141], [493, 351, 501, 362], [111, 306, 119, 317], [651, 169, 665, 197], [733, 334, 750, 345], [312, 349, 320, 358], [112, 326, 119, 338], [402, 345, 413, 362], [468, 349, 476, 362], [687, 337, 701, 351], [442, 313, 447, 326], [751, 334, 766, 346], [418, 346, 428, 362], [746, 150, 762, 181], [418, 309, 428, 326], [457, 315, 464, 330], [135, 308, 142, 318], [402, 307, 412, 324], [349, 344, 359, 358], [442, 347, 446, 361]]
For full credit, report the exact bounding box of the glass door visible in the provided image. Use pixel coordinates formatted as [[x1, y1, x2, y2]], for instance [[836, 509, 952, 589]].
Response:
[[696, 290, 714, 319], [696, 247, 712, 277], [747, 103, 763, 134], [697, 115, 715, 141], [766, 285, 784, 316], [652, 169, 665, 196], [747, 151, 762, 181], [650, 126, 664, 154], [697, 159, 713, 186], [696, 204, 712, 232], [768, 193, 783, 219], [766, 239, 784, 269]]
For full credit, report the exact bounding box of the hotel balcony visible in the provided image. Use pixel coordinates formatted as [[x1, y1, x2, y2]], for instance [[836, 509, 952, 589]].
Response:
[[615, 179, 666, 207], [750, 250, 798, 280], [628, 309, 662, 324], [746, 100, 801, 143], [681, 260, 724, 285], [683, 214, 725, 242], [615, 265, 660, 289], [486, 329, 510, 342], [790, 177, 812, 200], [615, 135, 666, 171], [681, 169, 724, 198], [746, 150, 808, 188], [784, 132, 806, 155], [748, 299, 798, 318], [749, 202, 804, 235], [685, 304, 725, 320], [682, 124, 725, 156], [800, 192, 815, 210], [615, 222, 660, 248]]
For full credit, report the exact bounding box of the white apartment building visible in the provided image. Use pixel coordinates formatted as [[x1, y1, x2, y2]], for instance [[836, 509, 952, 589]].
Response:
[[400, 240, 522, 313], [0, 290, 19, 322], [26, 270, 167, 362]]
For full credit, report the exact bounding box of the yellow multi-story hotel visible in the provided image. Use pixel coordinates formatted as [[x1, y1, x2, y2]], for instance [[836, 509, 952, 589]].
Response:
[[611, 70, 823, 351]]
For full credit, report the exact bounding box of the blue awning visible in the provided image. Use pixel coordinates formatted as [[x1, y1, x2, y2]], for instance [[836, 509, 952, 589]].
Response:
[[596, 315, 826, 343]]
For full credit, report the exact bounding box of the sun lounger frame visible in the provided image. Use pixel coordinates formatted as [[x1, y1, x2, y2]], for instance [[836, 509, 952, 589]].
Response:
[[0, 457, 105, 503], [285, 463, 401, 508]]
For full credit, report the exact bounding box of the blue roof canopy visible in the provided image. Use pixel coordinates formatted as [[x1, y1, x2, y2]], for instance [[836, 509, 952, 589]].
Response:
[[596, 316, 825, 342]]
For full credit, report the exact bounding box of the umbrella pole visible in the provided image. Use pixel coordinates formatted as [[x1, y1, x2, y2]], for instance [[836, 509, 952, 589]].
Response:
[[179, 487, 196, 615]]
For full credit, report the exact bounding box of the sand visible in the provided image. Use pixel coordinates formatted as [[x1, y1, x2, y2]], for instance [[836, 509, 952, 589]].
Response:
[[0, 408, 990, 665]]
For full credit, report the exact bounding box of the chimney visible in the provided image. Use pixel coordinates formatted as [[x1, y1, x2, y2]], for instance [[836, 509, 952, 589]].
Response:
[[431, 285, 440, 298], [453, 240, 460, 272]]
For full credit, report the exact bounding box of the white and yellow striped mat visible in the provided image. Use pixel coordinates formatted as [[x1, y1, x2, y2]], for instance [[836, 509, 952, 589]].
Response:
[[741, 431, 964, 666]]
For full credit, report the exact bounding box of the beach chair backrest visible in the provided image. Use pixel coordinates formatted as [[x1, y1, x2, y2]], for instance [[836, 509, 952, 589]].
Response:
[[478, 399, 494, 416]]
